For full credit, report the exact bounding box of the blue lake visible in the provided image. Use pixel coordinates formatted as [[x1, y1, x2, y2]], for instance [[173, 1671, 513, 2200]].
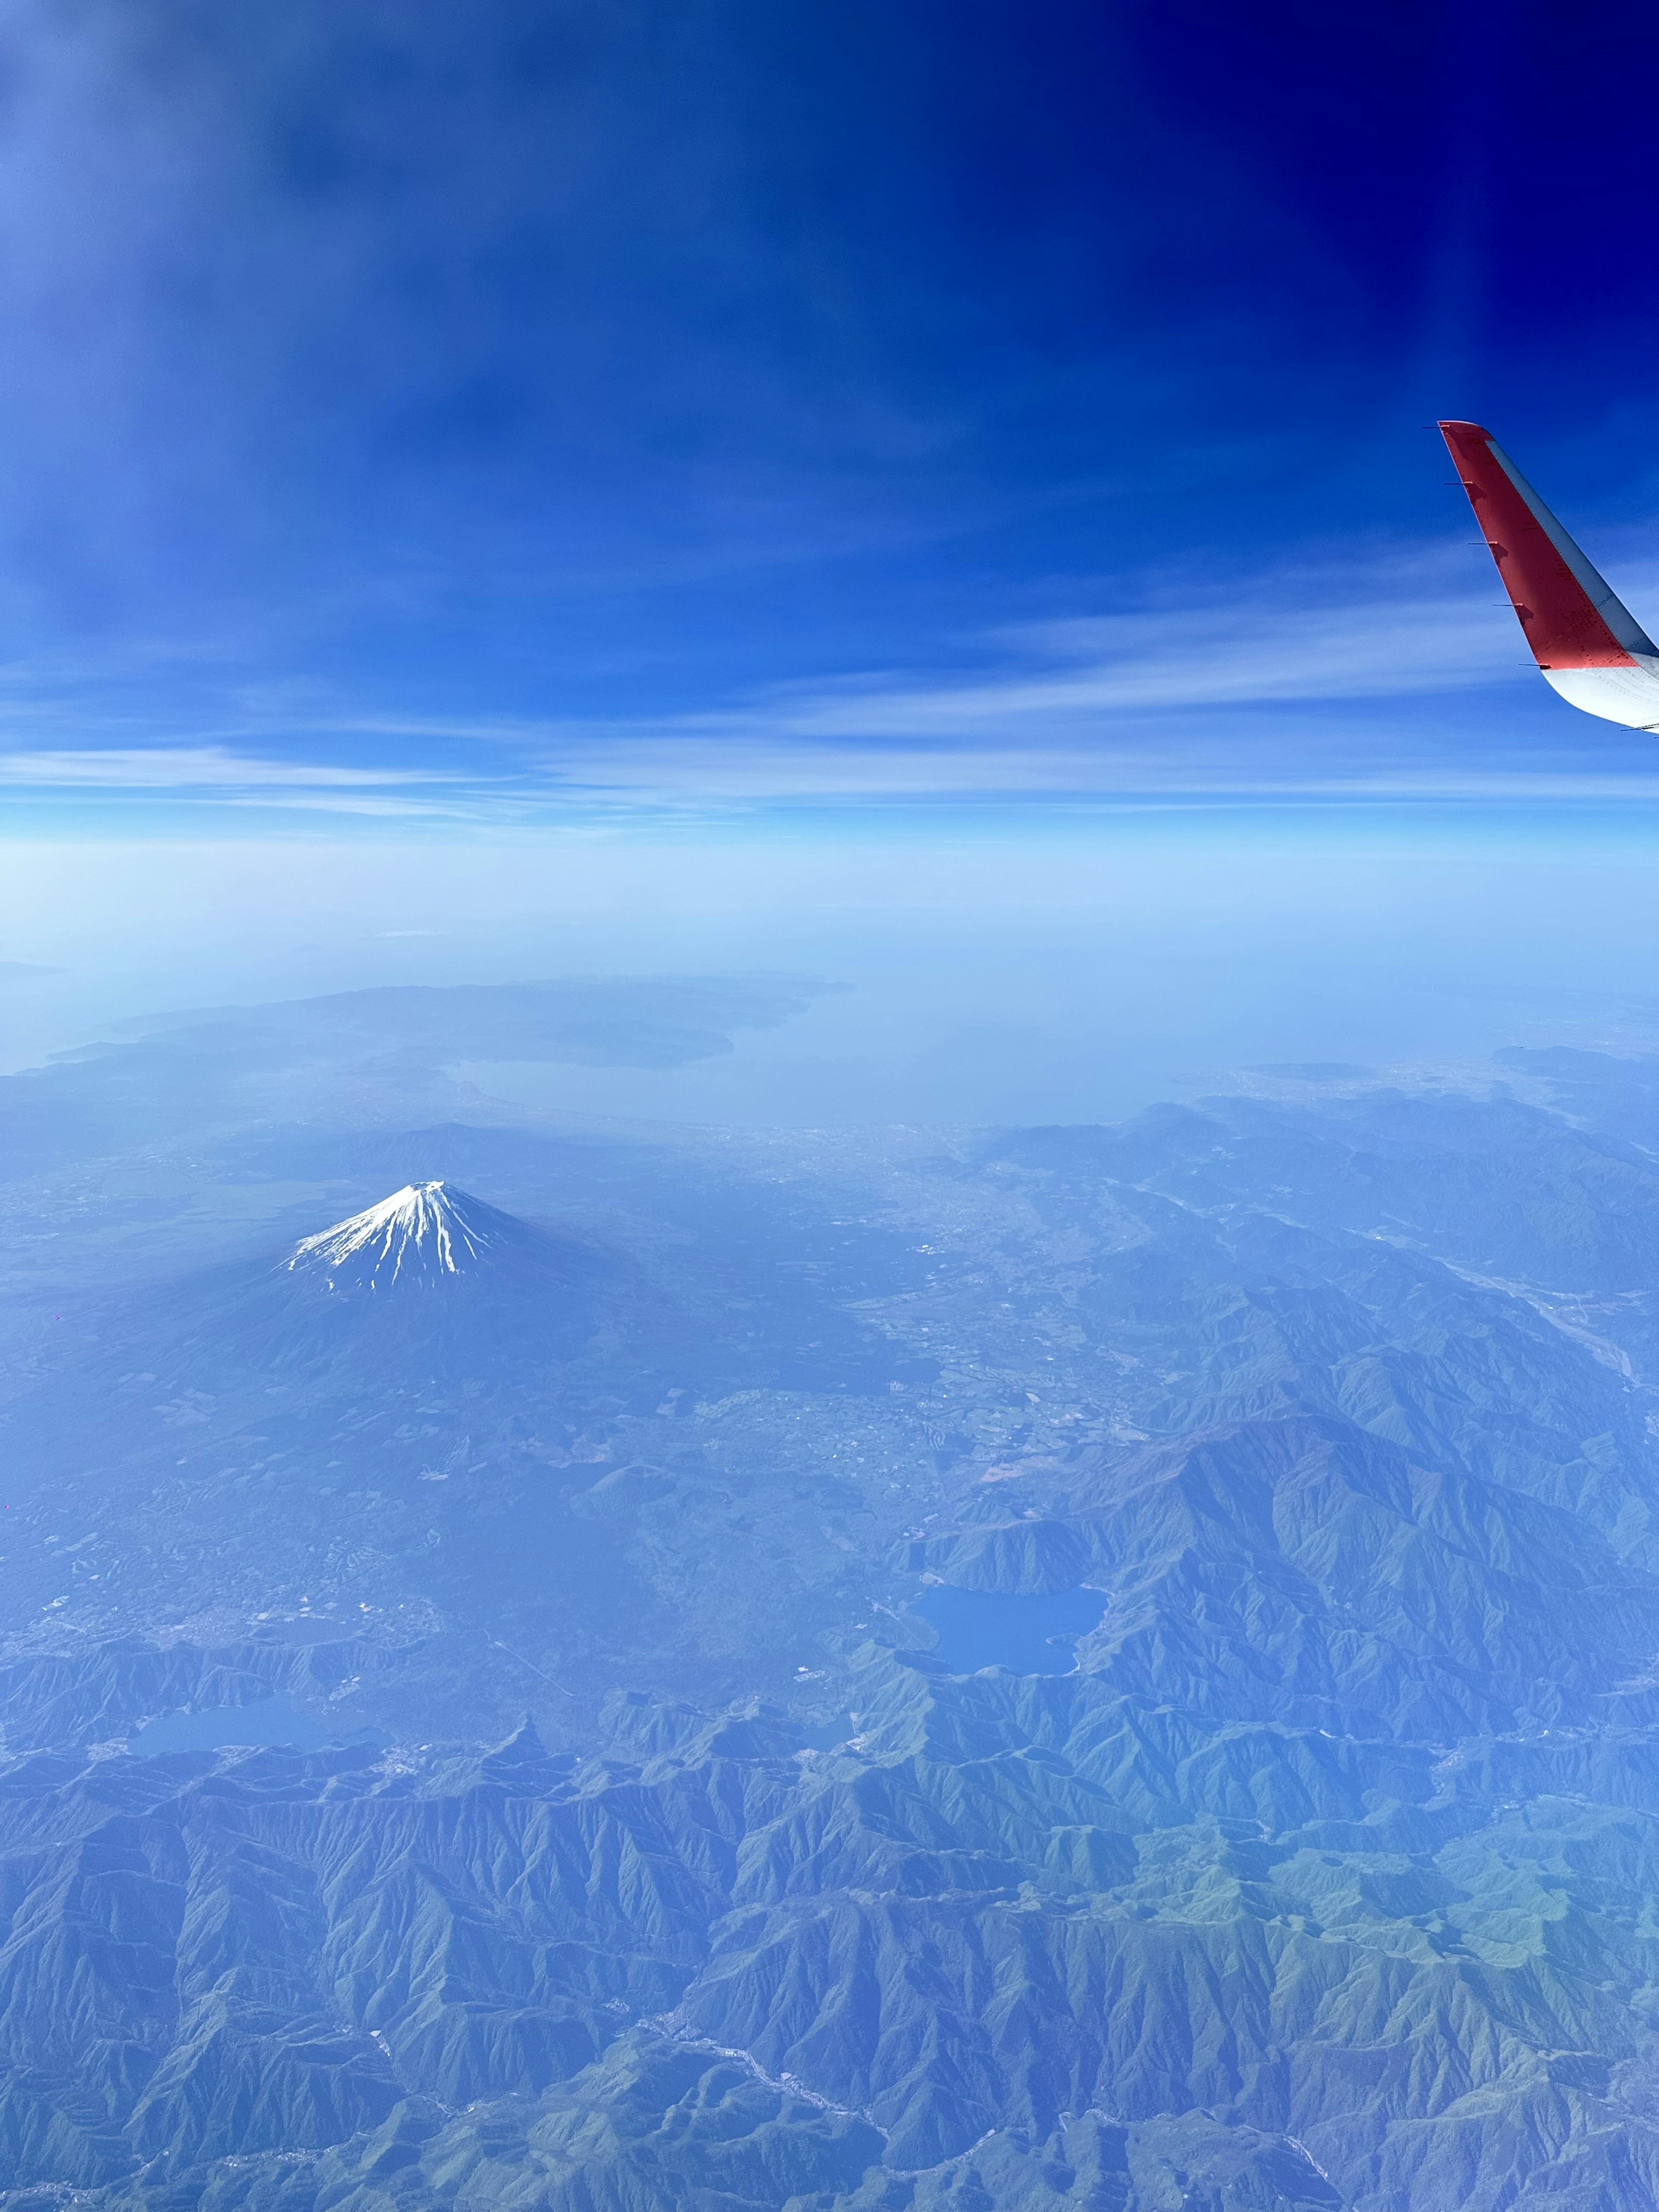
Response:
[[127, 1699, 336, 1755], [913, 1585, 1106, 1674]]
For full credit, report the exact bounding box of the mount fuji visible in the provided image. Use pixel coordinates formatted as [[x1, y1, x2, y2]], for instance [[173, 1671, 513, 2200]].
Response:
[[253, 1179, 597, 1367], [287, 1181, 503, 1294], [0, 1183, 618, 1675], [12, 1178, 604, 1429], [177, 1178, 602, 1377]]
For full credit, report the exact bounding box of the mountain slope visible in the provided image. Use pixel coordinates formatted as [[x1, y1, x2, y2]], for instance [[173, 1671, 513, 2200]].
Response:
[[0, 1184, 632, 1705], [8, 1054, 1659, 2205]]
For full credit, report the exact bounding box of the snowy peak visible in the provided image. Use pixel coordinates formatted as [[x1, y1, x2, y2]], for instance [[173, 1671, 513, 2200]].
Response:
[[288, 1182, 501, 1293]]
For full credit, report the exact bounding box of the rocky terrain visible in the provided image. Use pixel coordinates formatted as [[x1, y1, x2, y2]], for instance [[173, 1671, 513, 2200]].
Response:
[[3, 992, 1659, 2208]]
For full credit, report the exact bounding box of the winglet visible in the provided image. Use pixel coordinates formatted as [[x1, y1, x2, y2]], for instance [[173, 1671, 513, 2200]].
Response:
[[1439, 420, 1655, 668]]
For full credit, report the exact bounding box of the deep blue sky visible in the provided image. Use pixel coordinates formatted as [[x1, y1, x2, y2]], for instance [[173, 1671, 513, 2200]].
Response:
[[6, 0, 1659, 821]]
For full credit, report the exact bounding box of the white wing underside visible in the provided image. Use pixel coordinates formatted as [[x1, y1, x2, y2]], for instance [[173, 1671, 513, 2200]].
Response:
[[1544, 663, 1659, 731]]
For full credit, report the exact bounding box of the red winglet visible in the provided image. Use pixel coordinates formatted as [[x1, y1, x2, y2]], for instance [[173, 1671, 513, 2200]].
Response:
[[1439, 420, 1640, 670]]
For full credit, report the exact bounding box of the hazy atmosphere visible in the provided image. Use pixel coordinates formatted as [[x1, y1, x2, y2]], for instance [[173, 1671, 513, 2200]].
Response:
[[11, 8, 1659, 2212], [12, 816, 1659, 1126], [9, 5, 1659, 1110]]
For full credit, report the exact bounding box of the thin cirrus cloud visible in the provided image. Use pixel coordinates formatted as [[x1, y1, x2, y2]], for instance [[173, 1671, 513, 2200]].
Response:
[[0, 746, 438, 788], [8, 543, 1659, 817], [781, 524, 1659, 740], [0, 745, 490, 819], [774, 589, 1520, 736], [511, 547, 1659, 806], [530, 739, 1659, 808]]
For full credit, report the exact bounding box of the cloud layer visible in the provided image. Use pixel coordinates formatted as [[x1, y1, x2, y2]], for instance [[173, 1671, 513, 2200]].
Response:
[[9, 540, 1654, 818]]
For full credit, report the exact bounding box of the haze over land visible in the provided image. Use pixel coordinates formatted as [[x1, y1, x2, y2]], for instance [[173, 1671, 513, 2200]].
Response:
[[11, 814, 1659, 1129], [3, 979, 1659, 2208]]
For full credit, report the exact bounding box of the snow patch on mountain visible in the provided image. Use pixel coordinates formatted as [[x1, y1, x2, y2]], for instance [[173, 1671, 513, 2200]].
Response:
[[288, 1182, 495, 1291]]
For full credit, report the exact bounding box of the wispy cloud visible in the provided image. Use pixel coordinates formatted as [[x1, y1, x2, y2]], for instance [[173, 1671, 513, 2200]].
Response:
[[333, 547, 1531, 758], [9, 542, 1659, 820], [495, 544, 1659, 804], [521, 738, 1659, 808], [0, 744, 515, 820], [0, 746, 449, 789], [744, 584, 1519, 738]]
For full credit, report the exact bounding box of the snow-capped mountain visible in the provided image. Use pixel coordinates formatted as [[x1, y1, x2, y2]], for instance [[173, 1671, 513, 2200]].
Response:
[[262, 1181, 596, 1363], [7, 1182, 601, 1440], [0, 1177, 609, 1651], [288, 1181, 509, 1294]]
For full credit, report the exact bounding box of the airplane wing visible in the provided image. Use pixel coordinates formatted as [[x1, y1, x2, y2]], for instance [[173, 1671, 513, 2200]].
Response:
[[1439, 419, 1659, 730]]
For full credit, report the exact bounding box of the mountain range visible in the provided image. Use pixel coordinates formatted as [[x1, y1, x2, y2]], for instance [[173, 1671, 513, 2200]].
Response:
[[4, 1030, 1659, 2207]]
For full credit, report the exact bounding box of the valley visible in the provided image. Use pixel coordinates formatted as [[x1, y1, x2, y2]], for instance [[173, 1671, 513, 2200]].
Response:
[[2, 1005, 1659, 2208]]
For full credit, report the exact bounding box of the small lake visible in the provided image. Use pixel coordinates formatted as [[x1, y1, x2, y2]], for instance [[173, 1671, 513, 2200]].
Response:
[[913, 1584, 1106, 1675], [127, 1699, 336, 1755]]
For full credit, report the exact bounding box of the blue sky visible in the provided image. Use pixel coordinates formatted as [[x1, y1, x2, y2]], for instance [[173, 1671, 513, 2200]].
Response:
[[10, 2, 1659, 1121], [6, 0, 1659, 826]]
